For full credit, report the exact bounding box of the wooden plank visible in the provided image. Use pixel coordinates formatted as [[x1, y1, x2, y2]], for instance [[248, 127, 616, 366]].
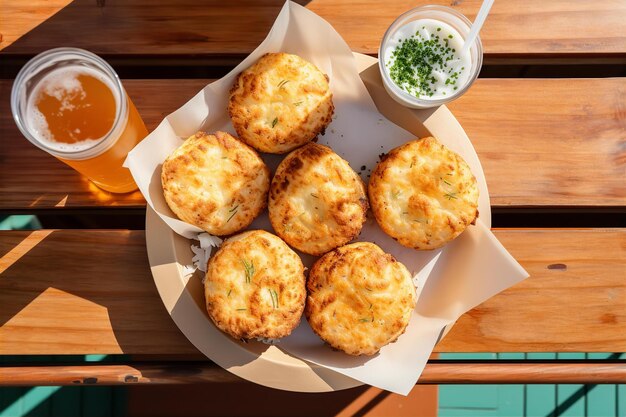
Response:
[[447, 78, 626, 207], [437, 229, 626, 352], [1, 362, 625, 386], [1, 0, 625, 62], [0, 1, 72, 50], [1, 78, 624, 209], [0, 229, 624, 354]]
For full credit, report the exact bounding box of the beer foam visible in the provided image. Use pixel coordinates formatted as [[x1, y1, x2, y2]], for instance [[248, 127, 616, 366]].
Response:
[[26, 65, 119, 153]]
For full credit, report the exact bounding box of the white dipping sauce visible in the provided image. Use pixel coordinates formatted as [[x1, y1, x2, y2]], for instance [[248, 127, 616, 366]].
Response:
[[383, 19, 471, 100]]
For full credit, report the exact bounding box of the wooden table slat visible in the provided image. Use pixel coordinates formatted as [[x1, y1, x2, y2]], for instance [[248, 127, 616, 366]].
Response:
[[2, 362, 625, 386], [1, 78, 624, 210], [0, 228, 624, 355], [2, 0, 626, 61]]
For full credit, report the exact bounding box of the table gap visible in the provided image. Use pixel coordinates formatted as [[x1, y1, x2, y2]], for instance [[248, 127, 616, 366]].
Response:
[[1, 208, 624, 230], [2, 60, 625, 79]]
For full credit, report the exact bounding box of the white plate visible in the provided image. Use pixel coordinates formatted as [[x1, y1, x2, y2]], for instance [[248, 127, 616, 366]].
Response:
[[145, 53, 491, 392]]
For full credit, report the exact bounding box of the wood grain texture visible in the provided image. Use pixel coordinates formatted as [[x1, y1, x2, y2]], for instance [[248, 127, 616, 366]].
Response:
[[2, 362, 625, 386], [438, 229, 626, 352], [0, 0, 73, 50], [448, 78, 626, 207], [1, 0, 625, 61], [307, 0, 626, 60], [1, 78, 624, 209], [0, 229, 624, 354]]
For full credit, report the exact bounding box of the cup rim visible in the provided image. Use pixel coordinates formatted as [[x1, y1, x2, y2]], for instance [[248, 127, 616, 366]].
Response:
[[378, 5, 483, 108], [10, 47, 128, 160]]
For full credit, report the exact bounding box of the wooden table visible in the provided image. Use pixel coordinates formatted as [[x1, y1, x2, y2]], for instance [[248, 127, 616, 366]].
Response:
[[1, 0, 625, 401]]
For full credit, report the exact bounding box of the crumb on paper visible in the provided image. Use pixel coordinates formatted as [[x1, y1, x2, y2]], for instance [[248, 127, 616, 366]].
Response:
[[256, 337, 280, 345]]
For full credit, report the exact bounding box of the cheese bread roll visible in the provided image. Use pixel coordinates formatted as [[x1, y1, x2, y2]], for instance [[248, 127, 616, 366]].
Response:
[[162, 131, 270, 236], [204, 230, 306, 340], [306, 242, 416, 355], [269, 143, 368, 255], [229, 53, 334, 154], [368, 137, 479, 250]]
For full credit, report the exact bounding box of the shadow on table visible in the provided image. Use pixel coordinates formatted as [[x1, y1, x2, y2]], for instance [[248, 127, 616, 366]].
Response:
[[123, 382, 439, 417], [1, 2, 439, 414], [0, 229, 195, 356], [0, 231, 438, 416], [0, 0, 313, 78]]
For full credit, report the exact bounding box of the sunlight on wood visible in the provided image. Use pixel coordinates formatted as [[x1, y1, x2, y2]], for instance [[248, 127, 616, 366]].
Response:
[[336, 385, 438, 416], [0, 287, 121, 354], [54, 195, 69, 207], [0, 230, 53, 274], [0, 0, 73, 50]]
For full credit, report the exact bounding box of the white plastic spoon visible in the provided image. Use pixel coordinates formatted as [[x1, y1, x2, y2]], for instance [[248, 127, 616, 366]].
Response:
[[460, 0, 495, 56]]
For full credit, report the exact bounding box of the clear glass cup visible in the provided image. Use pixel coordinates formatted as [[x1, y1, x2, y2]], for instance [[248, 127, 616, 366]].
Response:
[[11, 47, 148, 193], [379, 5, 483, 109]]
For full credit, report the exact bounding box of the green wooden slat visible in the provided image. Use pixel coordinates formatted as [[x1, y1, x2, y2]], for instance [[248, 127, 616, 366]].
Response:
[[22, 387, 59, 417], [439, 352, 626, 417], [0, 215, 41, 231], [496, 386, 525, 417], [497, 353, 526, 359], [526, 353, 557, 417], [112, 388, 127, 417], [586, 354, 620, 417], [0, 388, 25, 417], [555, 384, 586, 415], [497, 353, 525, 417], [0, 386, 61, 417], [586, 384, 618, 417], [84, 355, 108, 362], [586, 354, 616, 359], [439, 407, 501, 416], [556, 353, 586, 417], [439, 385, 500, 410], [439, 353, 498, 413], [50, 388, 80, 417], [81, 387, 112, 417], [0, 357, 23, 415]]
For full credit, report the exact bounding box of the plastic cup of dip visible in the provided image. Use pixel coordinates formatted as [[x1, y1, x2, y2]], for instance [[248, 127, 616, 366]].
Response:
[[379, 5, 483, 109]]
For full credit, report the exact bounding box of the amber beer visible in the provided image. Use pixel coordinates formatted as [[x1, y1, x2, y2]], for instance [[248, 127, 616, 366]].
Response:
[[11, 48, 148, 193]]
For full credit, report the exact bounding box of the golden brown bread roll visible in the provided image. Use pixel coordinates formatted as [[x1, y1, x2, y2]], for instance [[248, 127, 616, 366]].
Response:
[[161, 131, 270, 236], [229, 52, 334, 154], [204, 230, 306, 340], [368, 137, 478, 249], [306, 242, 416, 355]]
